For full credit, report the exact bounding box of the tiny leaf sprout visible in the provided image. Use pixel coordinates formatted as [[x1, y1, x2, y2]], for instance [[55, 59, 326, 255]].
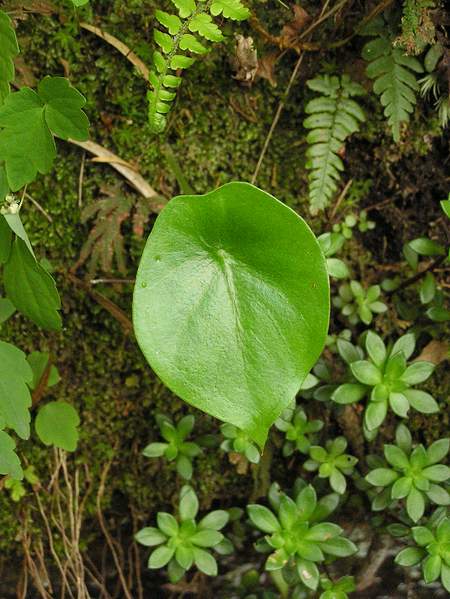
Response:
[[142, 413, 202, 480], [135, 485, 231, 582]]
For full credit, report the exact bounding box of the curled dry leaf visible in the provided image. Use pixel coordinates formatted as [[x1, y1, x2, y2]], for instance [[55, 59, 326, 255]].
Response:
[[414, 340, 449, 365], [232, 35, 258, 84], [280, 5, 311, 47], [256, 51, 279, 87]]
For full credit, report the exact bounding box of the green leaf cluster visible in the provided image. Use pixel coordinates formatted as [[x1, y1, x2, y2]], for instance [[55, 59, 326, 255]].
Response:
[[135, 485, 231, 582], [220, 423, 260, 464], [247, 480, 356, 591], [318, 232, 349, 280], [274, 407, 323, 457], [395, 509, 450, 592], [332, 331, 438, 433], [304, 437, 358, 494], [143, 414, 201, 480], [366, 424, 449, 522], [362, 13, 423, 141], [332, 281, 387, 325], [319, 575, 356, 599], [0, 77, 89, 191], [148, 0, 249, 133], [304, 74, 365, 214]]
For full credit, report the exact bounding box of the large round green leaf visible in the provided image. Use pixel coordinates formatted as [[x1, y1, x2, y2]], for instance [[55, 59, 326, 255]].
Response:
[[133, 182, 329, 447]]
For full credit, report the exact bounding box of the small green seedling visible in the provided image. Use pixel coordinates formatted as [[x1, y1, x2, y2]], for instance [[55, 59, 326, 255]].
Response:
[[135, 485, 230, 582], [366, 424, 449, 522], [333, 281, 387, 325], [317, 232, 349, 280], [247, 480, 357, 591], [304, 437, 358, 495], [274, 407, 323, 457], [142, 414, 201, 480], [332, 331, 438, 434], [395, 508, 450, 592], [220, 423, 260, 464], [319, 575, 356, 599]]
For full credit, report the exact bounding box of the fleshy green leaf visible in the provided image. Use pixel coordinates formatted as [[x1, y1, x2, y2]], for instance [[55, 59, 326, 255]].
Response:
[[133, 183, 329, 447], [406, 487, 425, 523], [148, 545, 174, 568], [135, 527, 167, 546], [3, 239, 62, 330], [384, 445, 409, 469], [404, 389, 439, 414], [193, 547, 218, 575], [190, 529, 223, 547], [401, 361, 434, 385], [0, 341, 33, 439], [395, 546, 424, 567], [366, 468, 398, 487], [247, 504, 280, 533], [427, 439, 449, 465], [351, 360, 382, 385], [35, 401, 80, 451], [296, 558, 319, 590], [179, 485, 199, 521], [364, 400, 387, 431], [365, 331, 386, 367], [198, 510, 229, 531], [331, 383, 367, 405]]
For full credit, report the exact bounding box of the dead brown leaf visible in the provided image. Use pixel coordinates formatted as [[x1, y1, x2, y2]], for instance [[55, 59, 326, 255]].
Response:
[[280, 5, 311, 46], [232, 35, 258, 85], [414, 340, 449, 365], [256, 51, 280, 87]]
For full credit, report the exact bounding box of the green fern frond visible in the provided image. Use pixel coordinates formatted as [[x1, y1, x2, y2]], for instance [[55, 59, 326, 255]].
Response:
[[148, 0, 249, 134], [362, 13, 423, 142], [304, 75, 365, 215]]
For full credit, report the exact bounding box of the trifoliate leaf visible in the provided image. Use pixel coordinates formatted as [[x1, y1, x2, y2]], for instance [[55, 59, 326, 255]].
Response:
[[0, 77, 89, 190], [0, 430, 23, 480], [133, 182, 329, 447], [0, 341, 33, 439], [37, 77, 89, 141], [35, 401, 80, 451], [3, 239, 62, 330], [0, 11, 19, 105]]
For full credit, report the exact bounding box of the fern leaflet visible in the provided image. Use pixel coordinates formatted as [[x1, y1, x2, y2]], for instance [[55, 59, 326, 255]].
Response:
[[304, 74, 365, 215], [148, 0, 249, 133], [362, 13, 423, 142]]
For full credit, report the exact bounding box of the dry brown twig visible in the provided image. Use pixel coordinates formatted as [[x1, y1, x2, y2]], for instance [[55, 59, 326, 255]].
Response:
[[80, 23, 150, 80]]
